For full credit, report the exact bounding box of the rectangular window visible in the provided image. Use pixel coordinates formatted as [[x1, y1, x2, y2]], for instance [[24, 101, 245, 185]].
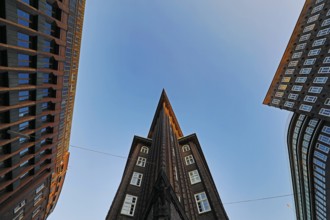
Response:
[[284, 101, 294, 108], [19, 107, 29, 117], [17, 9, 30, 27], [322, 126, 330, 135], [18, 54, 30, 67], [318, 67, 330, 74], [19, 121, 29, 131], [303, 24, 315, 33], [14, 200, 26, 214], [272, 99, 280, 105], [288, 61, 298, 67], [325, 98, 330, 105], [317, 28, 330, 37], [316, 143, 330, 154], [312, 4, 325, 14], [185, 155, 195, 165], [300, 68, 312, 74], [194, 192, 211, 214], [304, 95, 317, 103], [323, 57, 330, 63], [136, 157, 146, 167], [314, 77, 328, 84], [34, 192, 43, 206], [296, 43, 306, 50], [308, 14, 320, 23], [296, 77, 307, 83], [18, 73, 29, 85], [309, 86, 322, 93], [278, 84, 287, 90], [36, 183, 45, 194], [313, 38, 326, 47], [17, 32, 30, 48], [308, 48, 321, 56], [322, 18, 330, 27], [275, 92, 284, 98], [44, 22, 52, 35], [292, 52, 302, 59], [19, 148, 29, 157], [12, 210, 24, 220], [282, 77, 291, 82], [318, 134, 330, 145], [292, 85, 303, 91], [130, 172, 143, 186], [288, 93, 298, 100], [319, 108, 330, 116], [189, 170, 201, 184], [299, 33, 311, 41], [285, 69, 294, 75], [41, 39, 52, 53], [121, 194, 137, 216], [304, 58, 316, 65], [32, 206, 41, 217], [182, 145, 190, 152], [299, 104, 312, 112]]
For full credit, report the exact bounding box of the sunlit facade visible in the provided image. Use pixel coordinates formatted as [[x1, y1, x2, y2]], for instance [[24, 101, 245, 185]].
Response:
[[0, 0, 85, 219]]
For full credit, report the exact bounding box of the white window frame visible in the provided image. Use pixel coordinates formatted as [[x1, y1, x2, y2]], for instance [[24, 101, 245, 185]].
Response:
[[303, 24, 315, 33], [136, 157, 147, 167], [320, 108, 330, 116], [296, 43, 306, 50], [304, 58, 316, 65], [304, 95, 317, 103], [299, 104, 313, 112], [32, 205, 41, 218], [12, 210, 24, 220], [285, 69, 294, 75], [288, 93, 298, 100], [182, 144, 190, 152], [34, 192, 43, 206], [318, 67, 330, 74], [317, 28, 330, 37], [325, 98, 330, 106], [313, 38, 326, 47], [272, 99, 280, 105], [314, 77, 328, 84], [35, 183, 45, 194], [278, 84, 287, 90], [140, 146, 149, 154], [308, 48, 321, 56], [121, 194, 138, 216], [300, 68, 311, 75], [312, 4, 324, 14], [282, 77, 291, 82], [275, 92, 284, 98], [299, 34, 311, 41], [14, 200, 26, 214], [284, 101, 294, 108], [295, 77, 307, 83], [288, 61, 298, 67], [292, 85, 303, 92], [189, 170, 201, 184], [309, 86, 322, 93], [130, 172, 143, 187], [323, 57, 330, 63], [194, 192, 211, 214], [322, 18, 330, 27], [308, 14, 320, 23], [185, 155, 195, 165]]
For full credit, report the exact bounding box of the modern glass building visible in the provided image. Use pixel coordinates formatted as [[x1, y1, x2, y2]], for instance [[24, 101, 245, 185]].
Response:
[[0, 0, 85, 219], [264, 0, 330, 219], [106, 91, 229, 220]]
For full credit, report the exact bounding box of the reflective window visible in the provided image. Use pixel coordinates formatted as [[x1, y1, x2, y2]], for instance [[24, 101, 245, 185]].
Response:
[[309, 86, 322, 93], [304, 58, 316, 65], [194, 192, 211, 214], [320, 108, 330, 116], [185, 155, 195, 165], [292, 85, 303, 91], [130, 172, 143, 186], [304, 95, 317, 103], [189, 170, 201, 184], [299, 104, 312, 112], [17, 9, 30, 27], [136, 157, 146, 167], [299, 68, 311, 74], [18, 54, 30, 67], [313, 38, 326, 47], [318, 67, 330, 74], [308, 48, 321, 56], [121, 194, 137, 216], [314, 77, 328, 84]]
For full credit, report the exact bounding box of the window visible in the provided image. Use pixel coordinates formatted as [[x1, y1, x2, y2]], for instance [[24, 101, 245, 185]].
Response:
[[44, 22, 52, 35], [304, 95, 317, 103], [282, 77, 291, 82], [17, 32, 30, 48], [121, 194, 137, 216], [19, 148, 29, 157], [130, 172, 143, 186], [275, 92, 284, 97], [318, 67, 330, 74], [313, 38, 326, 47], [299, 104, 312, 112], [320, 108, 330, 116], [17, 9, 30, 27], [288, 93, 299, 100], [34, 192, 43, 206], [194, 192, 211, 214], [182, 145, 190, 152], [18, 54, 30, 67], [278, 84, 287, 90], [12, 210, 24, 220], [20, 160, 29, 168], [292, 52, 302, 59], [303, 24, 315, 33], [316, 143, 330, 154], [300, 68, 311, 74], [189, 170, 201, 184], [45, 2, 53, 17], [32, 205, 41, 217], [323, 57, 330, 63], [14, 200, 26, 214], [41, 39, 52, 53], [316, 0, 324, 3], [314, 77, 328, 84], [322, 18, 330, 27], [292, 85, 303, 91], [19, 121, 29, 131], [36, 183, 45, 194], [299, 34, 311, 41], [284, 101, 294, 108], [317, 28, 330, 37], [19, 91, 29, 101], [322, 126, 330, 135], [308, 48, 321, 56], [288, 61, 298, 67], [136, 157, 146, 167], [308, 14, 319, 23], [312, 4, 324, 14], [140, 146, 149, 154], [285, 69, 294, 75], [41, 102, 49, 110], [272, 99, 280, 105], [296, 43, 306, 50], [304, 58, 316, 65], [19, 107, 29, 117], [185, 155, 195, 165], [18, 73, 30, 85], [309, 86, 322, 93], [325, 98, 330, 105], [296, 77, 307, 83]]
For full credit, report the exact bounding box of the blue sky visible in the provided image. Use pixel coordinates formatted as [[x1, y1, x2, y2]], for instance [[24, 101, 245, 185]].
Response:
[[48, 0, 304, 219]]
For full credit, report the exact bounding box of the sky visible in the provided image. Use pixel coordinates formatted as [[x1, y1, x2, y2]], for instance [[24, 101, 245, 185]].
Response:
[[48, 0, 305, 219]]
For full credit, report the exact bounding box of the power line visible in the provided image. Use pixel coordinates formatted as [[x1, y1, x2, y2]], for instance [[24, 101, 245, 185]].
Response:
[[69, 144, 296, 205]]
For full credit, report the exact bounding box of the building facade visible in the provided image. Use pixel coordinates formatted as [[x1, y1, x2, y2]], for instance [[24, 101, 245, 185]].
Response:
[[0, 0, 85, 219], [264, 0, 330, 219], [106, 91, 228, 220]]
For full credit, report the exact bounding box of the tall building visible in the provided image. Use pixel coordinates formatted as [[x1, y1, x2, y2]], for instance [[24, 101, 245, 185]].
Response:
[[0, 0, 85, 219], [264, 0, 330, 219], [106, 90, 228, 220]]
